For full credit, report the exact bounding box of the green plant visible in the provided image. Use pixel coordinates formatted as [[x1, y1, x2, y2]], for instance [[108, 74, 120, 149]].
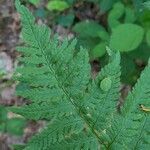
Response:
[[73, 1, 145, 58], [71, 0, 150, 85], [11, 0, 150, 149], [46, 0, 70, 11]]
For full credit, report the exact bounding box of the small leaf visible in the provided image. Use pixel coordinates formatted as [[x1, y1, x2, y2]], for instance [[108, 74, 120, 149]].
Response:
[[110, 24, 144, 52], [73, 20, 108, 39], [47, 0, 69, 11], [91, 42, 107, 59], [100, 77, 112, 92], [146, 29, 150, 46], [108, 2, 125, 29]]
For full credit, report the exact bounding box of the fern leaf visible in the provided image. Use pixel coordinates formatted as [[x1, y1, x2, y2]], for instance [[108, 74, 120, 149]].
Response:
[[10, 101, 75, 120], [13, 0, 150, 150], [82, 49, 121, 143], [25, 133, 99, 150], [13, 0, 101, 149], [101, 62, 150, 149]]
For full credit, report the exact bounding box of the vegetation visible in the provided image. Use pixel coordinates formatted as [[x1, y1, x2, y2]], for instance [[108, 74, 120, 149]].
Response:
[[9, 0, 150, 149], [20, 0, 150, 85]]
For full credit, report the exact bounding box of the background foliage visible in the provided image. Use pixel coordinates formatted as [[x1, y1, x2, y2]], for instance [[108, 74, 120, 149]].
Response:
[[20, 0, 150, 85]]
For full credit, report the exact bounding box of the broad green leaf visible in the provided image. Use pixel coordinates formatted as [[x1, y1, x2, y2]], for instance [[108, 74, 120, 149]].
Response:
[[47, 0, 69, 11], [146, 29, 150, 46], [73, 20, 108, 39], [110, 24, 144, 52], [90, 42, 107, 59]]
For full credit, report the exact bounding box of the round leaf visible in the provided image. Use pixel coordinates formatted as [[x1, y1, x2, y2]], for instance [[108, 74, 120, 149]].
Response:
[[108, 2, 125, 29], [110, 24, 144, 52], [47, 1, 69, 11], [91, 42, 107, 59], [100, 77, 112, 92], [0, 106, 7, 122]]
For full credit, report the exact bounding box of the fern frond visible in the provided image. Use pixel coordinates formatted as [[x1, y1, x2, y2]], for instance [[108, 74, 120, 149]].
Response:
[[13, 0, 101, 149], [25, 132, 99, 150], [13, 0, 150, 150], [101, 62, 150, 149], [10, 101, 75, 120], [82, 49, 121, 145]]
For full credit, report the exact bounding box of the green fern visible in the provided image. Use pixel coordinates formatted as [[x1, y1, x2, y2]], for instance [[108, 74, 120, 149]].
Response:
[[11, 0, 150, 149]]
